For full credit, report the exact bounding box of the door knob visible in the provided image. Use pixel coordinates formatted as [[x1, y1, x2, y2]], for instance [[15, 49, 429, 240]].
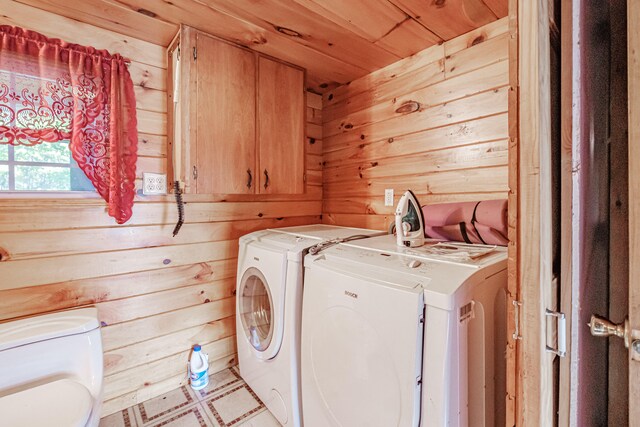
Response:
[[588, 315, 630, 348]]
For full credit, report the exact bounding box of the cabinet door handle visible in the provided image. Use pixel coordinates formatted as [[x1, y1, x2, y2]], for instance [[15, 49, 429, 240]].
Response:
[[263, 169, 270, 189], [246, 169, 253, 189]]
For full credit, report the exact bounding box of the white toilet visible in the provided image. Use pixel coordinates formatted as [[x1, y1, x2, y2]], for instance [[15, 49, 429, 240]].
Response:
[[0, 307, 104, 427]]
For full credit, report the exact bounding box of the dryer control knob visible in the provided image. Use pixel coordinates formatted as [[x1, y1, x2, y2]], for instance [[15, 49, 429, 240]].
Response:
[[408, 259, 421, 268]]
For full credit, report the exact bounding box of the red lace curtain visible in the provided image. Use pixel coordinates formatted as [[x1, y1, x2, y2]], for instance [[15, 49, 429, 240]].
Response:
[[0, 26, 138, 224]]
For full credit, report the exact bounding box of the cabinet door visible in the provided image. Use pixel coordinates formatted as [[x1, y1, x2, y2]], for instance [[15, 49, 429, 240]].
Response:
[[195, 34, 256, 194], [257, 57, 305, 194]]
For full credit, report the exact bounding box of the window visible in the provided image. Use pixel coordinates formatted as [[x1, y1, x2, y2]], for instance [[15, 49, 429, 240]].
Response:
[[0, 142, 94, 192], [1, 26, 138, 223], [0, 66, 94, 192]]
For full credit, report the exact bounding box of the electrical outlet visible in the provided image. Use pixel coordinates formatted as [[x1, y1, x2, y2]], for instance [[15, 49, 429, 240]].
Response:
[[384, 189, 394, 206], [143, 173, 167, 195]]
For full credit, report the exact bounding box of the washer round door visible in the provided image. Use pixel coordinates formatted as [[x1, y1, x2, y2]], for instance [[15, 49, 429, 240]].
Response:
[[238, 267, 278, 358]]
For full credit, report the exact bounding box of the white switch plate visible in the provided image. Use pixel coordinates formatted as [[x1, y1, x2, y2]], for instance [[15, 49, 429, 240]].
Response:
[[384, 189, 394, 206], [143, 172, 167, 195]]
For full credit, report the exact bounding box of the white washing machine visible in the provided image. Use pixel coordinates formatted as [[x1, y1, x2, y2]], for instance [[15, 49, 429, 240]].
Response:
[[301, 235, 508, 427], [236, 225, 384, 426]]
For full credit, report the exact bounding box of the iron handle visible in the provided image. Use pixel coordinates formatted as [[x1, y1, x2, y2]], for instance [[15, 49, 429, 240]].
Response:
[[264, 169, 270, 189], [246, 169, 252, 189]]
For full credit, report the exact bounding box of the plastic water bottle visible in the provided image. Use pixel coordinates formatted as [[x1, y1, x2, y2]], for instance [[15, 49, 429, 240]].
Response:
[[189, 344, 209, 390]]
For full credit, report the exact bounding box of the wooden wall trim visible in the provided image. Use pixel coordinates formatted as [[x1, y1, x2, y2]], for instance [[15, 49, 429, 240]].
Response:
[[517, 0, 554, 425], [558, 0, 574, 424], [627, 1, 640, 424], [608, 1, 629, 423], [506, 0, 519, 425]]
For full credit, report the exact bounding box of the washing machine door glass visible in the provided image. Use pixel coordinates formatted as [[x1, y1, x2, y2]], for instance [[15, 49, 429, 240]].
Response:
[[239, 267, 274, 352]]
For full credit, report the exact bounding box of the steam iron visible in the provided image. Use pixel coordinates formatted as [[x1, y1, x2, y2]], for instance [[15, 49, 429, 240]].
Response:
[[394, 190, 425, 247]]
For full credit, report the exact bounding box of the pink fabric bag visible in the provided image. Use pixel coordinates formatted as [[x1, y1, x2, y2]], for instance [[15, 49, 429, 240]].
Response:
[[422, 199, 509, 246]]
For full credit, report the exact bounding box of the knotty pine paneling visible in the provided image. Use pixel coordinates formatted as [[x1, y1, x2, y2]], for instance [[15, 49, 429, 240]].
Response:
[[0, 7, 322, 417], [322, 17, 509, 230], [7, 0, 507, 93]]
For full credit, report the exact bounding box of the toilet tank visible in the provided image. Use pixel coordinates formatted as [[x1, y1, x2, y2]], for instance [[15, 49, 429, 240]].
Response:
[[0, 307, 103, 402]]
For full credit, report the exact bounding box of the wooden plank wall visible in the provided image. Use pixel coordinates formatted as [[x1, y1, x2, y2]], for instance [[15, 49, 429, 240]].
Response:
[[10, 0, 508, 93], [0, 2, 322, 417], [321, 17, 510, 230]]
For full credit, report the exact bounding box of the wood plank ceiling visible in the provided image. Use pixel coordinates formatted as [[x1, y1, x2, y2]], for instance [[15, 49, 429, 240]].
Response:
[[5, 0, 508, 92]]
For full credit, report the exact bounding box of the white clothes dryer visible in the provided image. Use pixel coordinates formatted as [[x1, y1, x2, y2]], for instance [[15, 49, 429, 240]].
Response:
[[301, 235, 508, 427], [236, 225, 383, 426]]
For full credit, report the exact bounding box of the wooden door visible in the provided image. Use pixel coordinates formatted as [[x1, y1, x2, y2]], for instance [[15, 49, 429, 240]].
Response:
[[628, 1, 640, 424], [257, 57, 305, 194], [556, 0, 613, 425], [195, 34, 256, 194]]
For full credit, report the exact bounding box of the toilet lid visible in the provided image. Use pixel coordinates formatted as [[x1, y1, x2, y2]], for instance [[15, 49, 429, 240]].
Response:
[[0, 379, 93, 427]]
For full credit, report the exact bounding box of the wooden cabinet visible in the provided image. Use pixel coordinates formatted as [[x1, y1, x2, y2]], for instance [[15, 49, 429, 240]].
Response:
[[169, 27, 305, 195], [196, 34, 256, 194], [257, 57, 305, 194]]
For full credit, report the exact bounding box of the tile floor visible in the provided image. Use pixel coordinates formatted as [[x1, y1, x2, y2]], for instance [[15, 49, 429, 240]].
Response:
[[100, 367, 281, 427]]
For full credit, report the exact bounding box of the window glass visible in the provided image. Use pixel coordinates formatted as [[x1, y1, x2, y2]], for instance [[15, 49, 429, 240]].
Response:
[[15, 165, 71, 191], [0, 142, 94, 192], [71, 165, 96, 192], [0, 165, 8, 190], [14, 142, 71, 163]]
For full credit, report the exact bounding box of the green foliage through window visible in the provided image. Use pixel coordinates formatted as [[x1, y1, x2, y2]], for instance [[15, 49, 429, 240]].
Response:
[[0, 165, 8, 190], [14, 142, 70, 164], [0, 142, 94, 192]]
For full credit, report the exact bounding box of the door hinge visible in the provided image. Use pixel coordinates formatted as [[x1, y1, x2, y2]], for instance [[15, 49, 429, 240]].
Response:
[[193, 46, 197, 61], [192, 165, 198, 180], [545, 308, 566, 357], [177, 46, 180, 59], [512, 300, 523, 340], [303, 173, 307, 182]]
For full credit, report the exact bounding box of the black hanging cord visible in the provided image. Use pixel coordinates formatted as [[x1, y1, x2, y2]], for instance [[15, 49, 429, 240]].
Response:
[[172, 181, 184, 237], [470, 201, 487, 245]]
